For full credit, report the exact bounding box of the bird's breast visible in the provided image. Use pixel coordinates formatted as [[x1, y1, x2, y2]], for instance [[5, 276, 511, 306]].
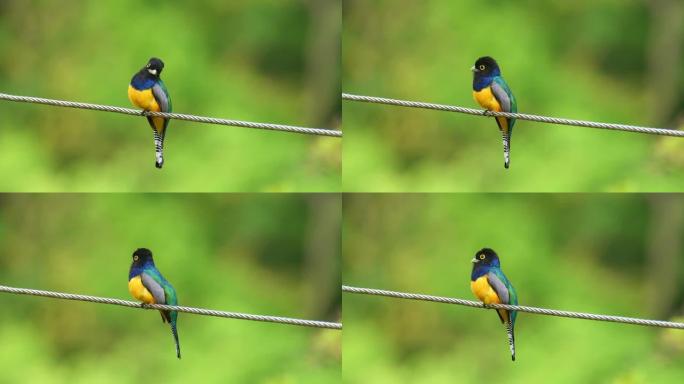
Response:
[[128, 275, 156, 304], [471, 275, 502, 305], [128, 85, 160, 112], [473, 86, 502, 112]]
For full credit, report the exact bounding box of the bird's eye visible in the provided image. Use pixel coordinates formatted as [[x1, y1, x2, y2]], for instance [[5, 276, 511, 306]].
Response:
[[479, 64, 485, 71], [133, 255, 139, 261], [479, 254, 485, 260]]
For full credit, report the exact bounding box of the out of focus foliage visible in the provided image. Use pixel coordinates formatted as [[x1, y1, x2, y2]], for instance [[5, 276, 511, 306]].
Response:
[[0, 0, 341, 192], [342, 194, 684, 383], [0, 194, 341, 383], [343, 0, 684, 191]]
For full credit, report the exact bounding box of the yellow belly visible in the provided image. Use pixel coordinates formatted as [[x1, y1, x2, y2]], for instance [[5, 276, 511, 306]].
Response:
[[128, 86, 166, 134], [471, 275, 501, 305], [473, 87, 501, 112], [471, 275, 509, 322], [128, 275, 156, 304], [473, 87, 509, 132], [128, 85, 160, 112]]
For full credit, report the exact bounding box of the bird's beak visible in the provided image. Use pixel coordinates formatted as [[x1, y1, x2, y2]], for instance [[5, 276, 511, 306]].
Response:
[[471, 257, 479, 263], [471, 66, 478, 73]]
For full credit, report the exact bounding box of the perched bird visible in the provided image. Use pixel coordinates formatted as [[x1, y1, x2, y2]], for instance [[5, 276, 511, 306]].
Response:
[[128, 248, 181, 358], [470, 248, 518, 361], [471, 56, 517, 168], [128, 58, 172, 169]]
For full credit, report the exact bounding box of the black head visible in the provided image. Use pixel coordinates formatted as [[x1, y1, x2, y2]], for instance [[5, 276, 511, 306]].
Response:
[[143, 57, 165, 77], [471, 247, 501, 267], [471, 56, 500, 77], [131, 247, 154, 266]]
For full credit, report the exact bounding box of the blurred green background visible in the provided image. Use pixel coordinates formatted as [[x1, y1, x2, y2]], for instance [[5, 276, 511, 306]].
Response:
[[0, 0, 340, 192], [343, 194, 684, 383], [0, 194, 341, 383], [342, 0, 684, 191]]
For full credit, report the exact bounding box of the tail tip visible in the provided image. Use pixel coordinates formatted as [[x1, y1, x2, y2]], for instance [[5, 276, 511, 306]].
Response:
[[155, 151, 164, 169], [512, 355, 515, 361], [504, 161, 510, 169]]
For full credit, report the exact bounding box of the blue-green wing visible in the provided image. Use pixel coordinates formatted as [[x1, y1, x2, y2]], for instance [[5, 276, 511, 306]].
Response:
[[142, 266, 178, 324], [151, 80, 172, 141], [142, 267, 177, 306], [491, 268, 518, 324], [163, 282, 178, 306], [508, 289, 518, 325], [140, 272, 166, 303], [491, 77, 516, 113], [161, 281, 178, 324], [490, 269, 517, 303], [491, 76, 517, 129], [486, 271, 510, 304], [152, 80, 172, 113]]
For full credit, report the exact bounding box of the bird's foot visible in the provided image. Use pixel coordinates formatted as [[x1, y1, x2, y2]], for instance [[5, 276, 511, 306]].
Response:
[[482, 303, 492, 309], [482, 109, 492, 116], [140, 303, 149, 308], [139, 110, 148, 116]]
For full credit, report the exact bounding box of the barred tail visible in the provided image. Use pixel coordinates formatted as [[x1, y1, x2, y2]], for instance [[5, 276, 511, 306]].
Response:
[[506, 320, 515, 361], [153, 130, 164, 169], [502, 131, 511, 169], [171, 322, 181, 359]]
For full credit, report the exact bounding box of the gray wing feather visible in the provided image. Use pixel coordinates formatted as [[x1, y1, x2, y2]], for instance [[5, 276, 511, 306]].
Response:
[[487, 272, 510, 304], [490, 82, 511, 113], [141, 273, 167, 304], [152, 83, 170, 112]]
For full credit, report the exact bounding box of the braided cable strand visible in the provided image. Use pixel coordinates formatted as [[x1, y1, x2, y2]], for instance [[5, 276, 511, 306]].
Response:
[[0, 285, 341, 330], [342, 285, 684, 330], [342, 93, 684, 137], [0, 92, 342, 137]]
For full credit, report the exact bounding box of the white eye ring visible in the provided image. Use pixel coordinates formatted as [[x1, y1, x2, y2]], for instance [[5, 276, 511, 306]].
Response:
[[479, 64, 485, 71], [133, 255, 139, 261]]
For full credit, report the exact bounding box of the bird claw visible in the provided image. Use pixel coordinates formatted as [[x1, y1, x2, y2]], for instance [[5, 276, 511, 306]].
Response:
[[139, 110, 148, 117], [140, 303, 149, 308], [482, 110, 492, 116]]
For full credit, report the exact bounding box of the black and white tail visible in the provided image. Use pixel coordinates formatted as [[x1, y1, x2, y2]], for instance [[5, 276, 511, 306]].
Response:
[[506, 320, 515, 361], [171, 322, 181, 359], [153, 130, 164, 169], [502, 131, 511, 169]]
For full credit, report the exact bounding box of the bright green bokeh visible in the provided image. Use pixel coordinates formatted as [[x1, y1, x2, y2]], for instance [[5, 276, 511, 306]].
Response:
[[343, 194, 684, 383], [0, 0, 341, 192], [0, 194, 341, 383], [342, 0, 684, 192]]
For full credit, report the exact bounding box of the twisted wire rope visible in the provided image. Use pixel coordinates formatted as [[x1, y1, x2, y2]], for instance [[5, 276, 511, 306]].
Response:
[[0, 285, 341, 330], [0, 92, 342, 137]]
